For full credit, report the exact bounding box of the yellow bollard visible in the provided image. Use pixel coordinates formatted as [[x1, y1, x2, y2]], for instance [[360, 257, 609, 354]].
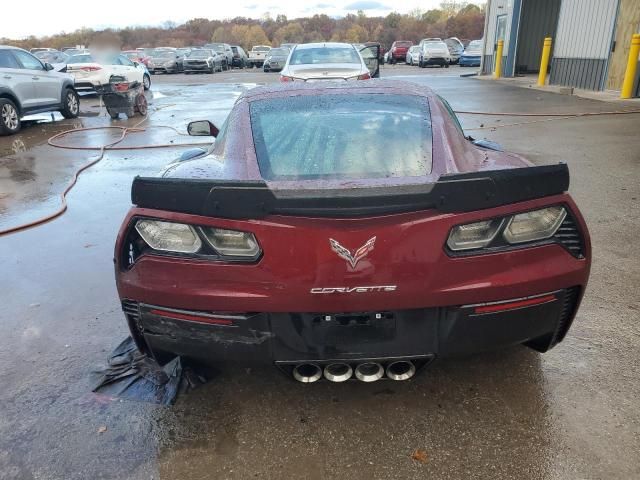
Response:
[[537, 37, 552, 86], [494, 40, 504, 78], [621, 33, 640, 99]]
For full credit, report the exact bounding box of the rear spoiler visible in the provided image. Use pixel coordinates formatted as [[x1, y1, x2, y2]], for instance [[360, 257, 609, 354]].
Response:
[[131, 164, 569, 219]]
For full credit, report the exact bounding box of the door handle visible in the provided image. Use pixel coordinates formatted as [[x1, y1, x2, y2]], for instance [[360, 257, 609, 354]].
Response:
[[32, 76, 40, 80], [2, 75, 11, 79]]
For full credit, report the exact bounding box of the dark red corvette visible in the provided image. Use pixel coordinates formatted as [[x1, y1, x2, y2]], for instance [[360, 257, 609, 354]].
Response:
[[115, 80, 591, 383]]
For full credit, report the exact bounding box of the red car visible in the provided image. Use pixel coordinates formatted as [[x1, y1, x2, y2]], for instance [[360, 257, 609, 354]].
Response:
[[122, 50, 150, 68], [389, 41, 413, 63], [114, 80, 591, 384]]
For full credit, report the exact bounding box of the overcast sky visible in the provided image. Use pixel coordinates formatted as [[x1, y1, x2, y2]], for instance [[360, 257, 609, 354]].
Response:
[[3, 0, 482, 39]]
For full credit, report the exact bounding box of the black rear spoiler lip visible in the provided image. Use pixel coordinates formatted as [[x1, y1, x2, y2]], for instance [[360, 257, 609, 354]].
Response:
[[131, 164, 569, 219]]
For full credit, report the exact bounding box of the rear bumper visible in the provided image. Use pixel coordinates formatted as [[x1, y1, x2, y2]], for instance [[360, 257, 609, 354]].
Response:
[[74, 82, 96, 92], [184, 64, 211, 71], [459, 56, 481, 66], [122, 287, 582, 365], [423, 57, 448, 65], [149, 67, 176, 73]]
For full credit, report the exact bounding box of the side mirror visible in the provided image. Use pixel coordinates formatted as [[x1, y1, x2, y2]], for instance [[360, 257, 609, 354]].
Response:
[[44, 63, 54, 71], [187, 120, 219, 137], [133, 61, 139, 67]]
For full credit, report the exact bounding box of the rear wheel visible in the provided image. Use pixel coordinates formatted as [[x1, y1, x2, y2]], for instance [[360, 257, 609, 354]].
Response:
[[60, 88, 80, 119], [0, 98, 20, 136], [107, 108, 119, 120]]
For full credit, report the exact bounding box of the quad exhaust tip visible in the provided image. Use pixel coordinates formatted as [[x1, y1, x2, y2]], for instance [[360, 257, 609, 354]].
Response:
[[385, 360, 416, 381], [292, 359, 420, 383], [354, 362, 385, 382], [323, 363, 353, 382], [293, 363, 322, 383]]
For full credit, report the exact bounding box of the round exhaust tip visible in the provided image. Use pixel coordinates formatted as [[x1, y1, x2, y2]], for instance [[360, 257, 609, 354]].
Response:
[[354, 362, 384, 382], [385, 360, 416, 381], [293, 363, 322, 383], [323, 363, 353, 382]]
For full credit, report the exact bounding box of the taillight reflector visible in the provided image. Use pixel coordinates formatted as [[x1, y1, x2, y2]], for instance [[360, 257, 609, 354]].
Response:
[[474, 294, 557, 314], [358, 72, 371, 80], [280, 75, 294, 82], [149, 308, 234, 326]]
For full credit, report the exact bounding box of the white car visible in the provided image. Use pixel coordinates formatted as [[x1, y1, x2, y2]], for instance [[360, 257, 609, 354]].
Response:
[[418, 41, 451, 68], [65, 53, 151, 91], [405, 46, 421, 66], [280, 42, 379, 82]]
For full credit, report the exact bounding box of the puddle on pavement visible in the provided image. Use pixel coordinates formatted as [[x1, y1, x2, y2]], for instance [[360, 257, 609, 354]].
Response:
[[0, 82, 248, 231]]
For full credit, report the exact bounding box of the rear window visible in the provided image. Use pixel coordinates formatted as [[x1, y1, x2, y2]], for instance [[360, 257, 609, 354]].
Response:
[[290, 47, 360, 65], [250, 94, 432, 180], [68, 54, 93, 64], [395, 41, 413, 47]]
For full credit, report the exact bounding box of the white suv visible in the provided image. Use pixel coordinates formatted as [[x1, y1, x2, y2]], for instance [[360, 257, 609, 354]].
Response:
[[0, 46, 80, 136]]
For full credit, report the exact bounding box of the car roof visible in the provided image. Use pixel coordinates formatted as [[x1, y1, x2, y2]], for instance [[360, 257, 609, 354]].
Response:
[[294, 42, 355, 50], [240, 79, 435, 103], [0, 45, 27, 51]]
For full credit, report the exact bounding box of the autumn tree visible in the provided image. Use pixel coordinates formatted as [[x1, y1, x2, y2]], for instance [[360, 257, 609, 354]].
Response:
[[273, 22, 304, 45], [5, 6, 485, 51]]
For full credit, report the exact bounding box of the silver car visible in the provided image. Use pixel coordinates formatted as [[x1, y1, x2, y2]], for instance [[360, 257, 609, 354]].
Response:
[[0, 46, 79, 135], [183, 49, 223, 74], [279, 42, 379, 82], [406, 46, 421, 66]]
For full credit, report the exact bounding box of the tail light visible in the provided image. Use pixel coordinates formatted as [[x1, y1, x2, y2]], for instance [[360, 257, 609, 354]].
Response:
[[280, 75, 294, 82], [357, 72, 371, 80], [130, 219, 262, 262], [80, 66, 102, 72]]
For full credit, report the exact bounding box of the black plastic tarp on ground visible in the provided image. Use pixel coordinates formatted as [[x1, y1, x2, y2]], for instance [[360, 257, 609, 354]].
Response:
[[92, 337, 207, 405]]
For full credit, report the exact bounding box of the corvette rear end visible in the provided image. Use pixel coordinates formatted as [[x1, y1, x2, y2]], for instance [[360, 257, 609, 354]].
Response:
[[114, 81, 590, 383]]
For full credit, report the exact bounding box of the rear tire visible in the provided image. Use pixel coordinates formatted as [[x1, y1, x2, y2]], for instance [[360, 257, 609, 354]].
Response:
[[107, 108, 119, 120], [0, 98, 20, 136], [60, 88, 80, 119]]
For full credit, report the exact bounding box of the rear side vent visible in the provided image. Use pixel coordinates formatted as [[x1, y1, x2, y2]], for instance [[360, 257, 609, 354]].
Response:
[[525, 286, 580, 352], [122, 300, 140, 321], [550, 286, 580, 346], [554, 214, 585, 258], [121, 300, 150, 355]]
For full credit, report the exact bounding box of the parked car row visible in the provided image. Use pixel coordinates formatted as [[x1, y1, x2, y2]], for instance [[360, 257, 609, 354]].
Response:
[[385, 37, 483, 68]]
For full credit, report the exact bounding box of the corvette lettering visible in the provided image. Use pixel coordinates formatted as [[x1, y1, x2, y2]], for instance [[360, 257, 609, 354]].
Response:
[[310, 286, 397, 294]]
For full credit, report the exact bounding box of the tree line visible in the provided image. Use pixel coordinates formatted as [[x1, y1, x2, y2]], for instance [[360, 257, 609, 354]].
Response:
[[2, 3, 485, 52]]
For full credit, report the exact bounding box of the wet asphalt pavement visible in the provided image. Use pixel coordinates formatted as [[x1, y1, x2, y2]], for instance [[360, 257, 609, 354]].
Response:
[[1, 65, 639, 479]]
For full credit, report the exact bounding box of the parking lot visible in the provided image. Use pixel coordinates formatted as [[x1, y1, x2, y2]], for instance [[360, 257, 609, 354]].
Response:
[[1, 65, 639, 479]]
